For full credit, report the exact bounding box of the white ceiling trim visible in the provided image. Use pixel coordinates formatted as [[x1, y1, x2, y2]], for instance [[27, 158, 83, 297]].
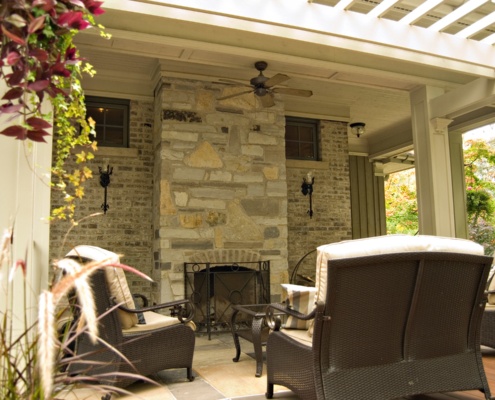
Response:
[[102, 0, 495, 71], [76, 28, 480, 89]]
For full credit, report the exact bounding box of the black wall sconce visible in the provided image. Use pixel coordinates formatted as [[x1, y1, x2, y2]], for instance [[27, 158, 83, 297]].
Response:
[[99, 165, 113, 214], [301, 172, 314, 219]]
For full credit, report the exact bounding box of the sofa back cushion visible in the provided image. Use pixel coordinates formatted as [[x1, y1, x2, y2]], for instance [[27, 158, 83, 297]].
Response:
[[66, 245, 138, 329]]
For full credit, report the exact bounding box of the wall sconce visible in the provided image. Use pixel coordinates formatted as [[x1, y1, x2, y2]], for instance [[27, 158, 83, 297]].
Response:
[[350, 122, 366, 138], [301, 172, 314, 219], [99, 165, 113, 214]]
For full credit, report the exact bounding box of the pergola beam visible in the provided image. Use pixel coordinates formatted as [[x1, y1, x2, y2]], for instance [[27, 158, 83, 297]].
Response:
[[400, 0, 443, 25], [430, 77, 495, 119], [456, 12, 495, 38], [428, 0, 489, 32]]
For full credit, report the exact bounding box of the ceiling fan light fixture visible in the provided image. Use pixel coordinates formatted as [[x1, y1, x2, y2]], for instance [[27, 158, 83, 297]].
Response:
[[254, 87, 268, 96], [350, 122, 366, 138]]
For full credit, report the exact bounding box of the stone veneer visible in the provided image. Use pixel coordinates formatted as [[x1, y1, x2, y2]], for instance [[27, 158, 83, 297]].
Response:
[[49, 78, 352, 304], [154, 78, 289, 302]]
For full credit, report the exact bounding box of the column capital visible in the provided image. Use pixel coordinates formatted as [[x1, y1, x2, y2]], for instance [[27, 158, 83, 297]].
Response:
[[430, 117, 453, 133]]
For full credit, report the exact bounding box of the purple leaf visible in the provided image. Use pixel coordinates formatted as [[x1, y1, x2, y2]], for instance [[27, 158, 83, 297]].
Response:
[[6, 51, 21, 66], [28, 15, 46, 34], [27, 129, 50, 142], [1, 26, 26, 45], [0, 125, 27, 140], [0, 103, 23, 114], [28, 48, 49, 62], [28, 80, 49, 92], [26, 117, 52, 130], [7, 70, 25, 86], [2, 87, 23, 101]]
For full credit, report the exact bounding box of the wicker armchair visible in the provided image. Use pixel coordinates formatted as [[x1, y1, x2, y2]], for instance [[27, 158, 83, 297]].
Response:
[[63, 246, 196, 390], [265, 235, 494, 400]]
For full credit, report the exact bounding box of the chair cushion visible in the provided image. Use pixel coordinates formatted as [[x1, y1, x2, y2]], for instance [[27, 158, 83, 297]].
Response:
[[281, 284, 316, 329], [66, 245, 138, 329], [122, 311, 196, 334], [123, 311, 180, 334], [308, 234, 484, 337]]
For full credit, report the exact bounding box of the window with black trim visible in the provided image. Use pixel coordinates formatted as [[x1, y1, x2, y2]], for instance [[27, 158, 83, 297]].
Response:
[[285, 116, 320, 160], [85, 96, 130, 147]]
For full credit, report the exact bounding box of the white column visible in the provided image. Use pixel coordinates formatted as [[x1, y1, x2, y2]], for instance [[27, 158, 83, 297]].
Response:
[[0, 79, 52, 330], [410, 86, 455, 236]]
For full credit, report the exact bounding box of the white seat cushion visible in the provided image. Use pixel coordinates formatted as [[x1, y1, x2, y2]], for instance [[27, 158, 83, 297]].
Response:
[[123, 311, 181, 334], [122, 311, 196, 334], [315, 234, 484, 306]]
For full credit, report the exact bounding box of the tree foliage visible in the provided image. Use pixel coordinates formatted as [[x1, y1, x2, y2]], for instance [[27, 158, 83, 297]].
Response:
[[464, 138, 495, 255], [385, 137, 495, 255], [385, 168, 418, 235]]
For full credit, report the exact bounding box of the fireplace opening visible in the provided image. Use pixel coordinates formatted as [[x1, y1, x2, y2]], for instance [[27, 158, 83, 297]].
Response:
[[184, 261, 270, 339]]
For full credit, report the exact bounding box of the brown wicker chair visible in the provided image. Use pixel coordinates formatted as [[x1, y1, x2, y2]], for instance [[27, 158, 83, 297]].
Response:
[[265, 235, 494, 400], [63, 246, 196, 390]]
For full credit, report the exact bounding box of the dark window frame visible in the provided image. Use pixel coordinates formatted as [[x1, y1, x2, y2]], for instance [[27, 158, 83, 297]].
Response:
[[285, 116, 320, 161], [85, 96, 130, 148]]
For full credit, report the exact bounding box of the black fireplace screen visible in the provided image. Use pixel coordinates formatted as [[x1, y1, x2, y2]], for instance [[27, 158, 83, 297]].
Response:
[[184, 261, 270, 339]]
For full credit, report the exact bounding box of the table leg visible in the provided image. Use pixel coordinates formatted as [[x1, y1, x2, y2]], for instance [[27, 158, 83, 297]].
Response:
[[251, 316, 264, 377], [231, 309, 241, 362]]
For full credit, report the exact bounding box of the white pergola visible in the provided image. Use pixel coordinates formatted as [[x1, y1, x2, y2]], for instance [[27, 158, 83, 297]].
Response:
[[76, 0, 495, 237]]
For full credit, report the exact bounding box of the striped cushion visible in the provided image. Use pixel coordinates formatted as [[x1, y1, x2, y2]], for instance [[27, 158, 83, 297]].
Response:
[[281, 284, 316, 330]]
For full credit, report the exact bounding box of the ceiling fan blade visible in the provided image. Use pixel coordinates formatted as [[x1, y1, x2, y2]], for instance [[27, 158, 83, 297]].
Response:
[[218, 89, 253, 101], [260, 93, 275, 107], [264, 73, 290, 87], [273, 87, 313, 97], [218, 78, 252, 88]]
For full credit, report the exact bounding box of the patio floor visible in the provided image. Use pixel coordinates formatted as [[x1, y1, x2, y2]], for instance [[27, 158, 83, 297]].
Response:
[[60, 331, 495, 400]]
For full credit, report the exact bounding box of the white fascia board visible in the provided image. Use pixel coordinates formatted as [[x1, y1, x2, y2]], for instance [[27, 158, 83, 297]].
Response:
[[103, 0, 495, 75]]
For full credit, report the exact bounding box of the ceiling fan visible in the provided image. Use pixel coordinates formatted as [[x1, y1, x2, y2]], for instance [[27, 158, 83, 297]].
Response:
[[217, 61, 313, 107]]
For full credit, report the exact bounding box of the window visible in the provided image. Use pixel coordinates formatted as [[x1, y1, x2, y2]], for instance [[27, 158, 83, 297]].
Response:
[[85, 96, 129, 147], [285, 117, 320, 161]]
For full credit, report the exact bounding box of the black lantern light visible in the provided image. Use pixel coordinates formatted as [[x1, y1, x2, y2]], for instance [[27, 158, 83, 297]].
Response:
[[99, 165, 113, 214], [301, 172, 314, 218]]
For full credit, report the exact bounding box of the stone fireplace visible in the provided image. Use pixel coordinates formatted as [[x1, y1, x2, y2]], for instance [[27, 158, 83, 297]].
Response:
[[153, 77, 289, 303]]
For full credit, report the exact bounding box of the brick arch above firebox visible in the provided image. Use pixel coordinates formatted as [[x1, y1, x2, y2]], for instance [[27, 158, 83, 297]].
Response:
[[187, 249, 261, 264]]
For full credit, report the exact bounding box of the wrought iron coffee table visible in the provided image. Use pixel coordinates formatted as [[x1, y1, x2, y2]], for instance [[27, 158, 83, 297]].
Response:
[[231, 303, 281, 377]]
